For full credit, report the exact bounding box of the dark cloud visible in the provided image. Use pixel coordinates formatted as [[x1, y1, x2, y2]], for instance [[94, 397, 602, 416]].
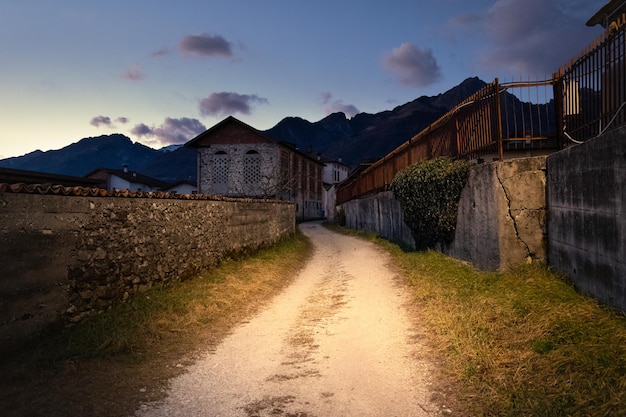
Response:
[[90, 115, 113, 127], [131, 117, 207, 146], [198, 92, 269, 117], [131, 123, 152, 136], [178, 33, 233, 58], [450, 0, 603, 75], [320, 92, 359, 118], [383, 43, 442, 87], [122, 63, 145, 81], [91, 115, 129, 129]]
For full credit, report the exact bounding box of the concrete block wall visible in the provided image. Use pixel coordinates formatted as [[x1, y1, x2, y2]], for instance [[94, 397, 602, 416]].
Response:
[[0, 193, 294, 349], [547, 127, 626, 311], [340, 191, 415, 248]]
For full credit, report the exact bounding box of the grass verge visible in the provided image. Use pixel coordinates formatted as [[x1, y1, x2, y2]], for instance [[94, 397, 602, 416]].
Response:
[[326, 223, 626, 416], [0, 231, 311, 417]]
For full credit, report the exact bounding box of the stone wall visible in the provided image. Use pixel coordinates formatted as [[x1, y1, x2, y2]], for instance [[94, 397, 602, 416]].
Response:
[[547, 127, 626, 312], [0, 193, 295, 349], [338, 156, 548, 270]]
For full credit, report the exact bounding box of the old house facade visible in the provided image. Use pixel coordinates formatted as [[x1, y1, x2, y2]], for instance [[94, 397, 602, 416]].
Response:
[[185, 116, 324, 220]]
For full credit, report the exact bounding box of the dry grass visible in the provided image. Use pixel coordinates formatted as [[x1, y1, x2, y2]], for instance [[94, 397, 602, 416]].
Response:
[[369, 235, 626, 416], [0, 232, 311, 417]]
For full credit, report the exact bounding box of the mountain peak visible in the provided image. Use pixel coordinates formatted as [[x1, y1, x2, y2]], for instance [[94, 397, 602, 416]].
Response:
[[1, 77, 489, 176]]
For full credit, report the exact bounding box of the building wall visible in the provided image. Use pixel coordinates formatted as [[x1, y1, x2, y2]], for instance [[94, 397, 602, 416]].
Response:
[[0, 192, 295, 351], [547, 127, 626, 311]]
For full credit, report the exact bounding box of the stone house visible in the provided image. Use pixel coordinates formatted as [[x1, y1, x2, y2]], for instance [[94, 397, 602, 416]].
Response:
[[185, 116, 324, 220]]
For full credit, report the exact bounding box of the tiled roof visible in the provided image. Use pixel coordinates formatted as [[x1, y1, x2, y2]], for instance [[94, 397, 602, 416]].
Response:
[[0, 182, 291, 203], [0, 167, 103, 188], [85, 167, 170, 189]]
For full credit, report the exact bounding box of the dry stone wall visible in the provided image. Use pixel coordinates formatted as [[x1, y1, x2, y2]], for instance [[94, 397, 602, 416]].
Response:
[[0, 193, 294, 349]]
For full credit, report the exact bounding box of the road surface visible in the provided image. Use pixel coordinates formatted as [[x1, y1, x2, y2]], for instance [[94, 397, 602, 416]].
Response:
[[135, 222, 441, 416]]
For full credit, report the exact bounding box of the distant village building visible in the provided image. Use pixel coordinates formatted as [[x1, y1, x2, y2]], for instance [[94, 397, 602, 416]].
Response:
[[185, 116, 324, 220], [305, 153, 350, 221], [85, 166, 170, 192], [162, 180, 198, 195]]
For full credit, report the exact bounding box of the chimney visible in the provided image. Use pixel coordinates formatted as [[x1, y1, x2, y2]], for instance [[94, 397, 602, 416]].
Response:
[[123, 164, 128, 173]]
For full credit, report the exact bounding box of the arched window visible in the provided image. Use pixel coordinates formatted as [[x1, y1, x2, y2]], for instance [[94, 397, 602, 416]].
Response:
[[212, 151, 229, 193], [244, 150, 261, 184]]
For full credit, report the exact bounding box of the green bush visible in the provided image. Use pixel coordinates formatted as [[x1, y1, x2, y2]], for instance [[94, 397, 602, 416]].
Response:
[[391, 157, 471, 250]]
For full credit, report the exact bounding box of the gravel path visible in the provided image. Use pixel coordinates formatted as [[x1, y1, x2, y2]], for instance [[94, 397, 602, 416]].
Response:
[[134, 222, 440, 417]]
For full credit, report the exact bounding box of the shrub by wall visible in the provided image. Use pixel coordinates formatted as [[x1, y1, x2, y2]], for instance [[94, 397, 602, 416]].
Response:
[[391, 157, 471, 250]]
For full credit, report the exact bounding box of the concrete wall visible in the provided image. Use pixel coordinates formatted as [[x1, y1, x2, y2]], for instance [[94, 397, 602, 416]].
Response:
[[338, 157, 547, 270], [449, 157, 547, 270], [340, 191, 415, 248], [0, 193, 295, 350], [547, 127, 625, 311]]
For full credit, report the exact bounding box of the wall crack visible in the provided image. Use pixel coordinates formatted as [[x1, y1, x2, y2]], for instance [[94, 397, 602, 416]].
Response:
[[495, 165, 533, 259]]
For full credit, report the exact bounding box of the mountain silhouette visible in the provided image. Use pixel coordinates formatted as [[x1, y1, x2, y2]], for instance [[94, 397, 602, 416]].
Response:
[[0, 77, 487, 182]]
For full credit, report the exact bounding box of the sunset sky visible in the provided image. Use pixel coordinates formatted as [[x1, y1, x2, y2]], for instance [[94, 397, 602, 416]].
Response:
[[0, 0, 605, 159]]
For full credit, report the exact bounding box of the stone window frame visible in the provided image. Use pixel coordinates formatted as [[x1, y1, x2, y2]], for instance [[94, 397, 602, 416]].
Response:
[[244, 150, 261, 185], [212, 150, 230, 189]]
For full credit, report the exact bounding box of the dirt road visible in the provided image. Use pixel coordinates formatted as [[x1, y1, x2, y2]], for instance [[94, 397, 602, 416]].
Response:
[[135, 222, 441, 417]]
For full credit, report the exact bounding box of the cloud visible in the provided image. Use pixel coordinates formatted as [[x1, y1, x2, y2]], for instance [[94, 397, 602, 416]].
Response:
[[90, 115, 113, 127], [178, 33, 234, 58], [131, 117, 207, 146], [198, 92, 269, 117], [150, 48, 169, 57], [383, 42, 442, 87], [122, 63, 145, 81], [90, 115, 129, 129], [320, 92, 359, 118], [449, 0, 602, 75]]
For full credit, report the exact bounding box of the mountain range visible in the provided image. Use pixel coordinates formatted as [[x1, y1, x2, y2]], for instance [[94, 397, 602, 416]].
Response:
[[0, 77, 487, 184]]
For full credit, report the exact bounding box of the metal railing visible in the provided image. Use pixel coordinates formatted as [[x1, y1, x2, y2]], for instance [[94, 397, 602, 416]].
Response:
[[555, 13, 626, 144], [336, 78, 558, 204], [337, 16, 626, 205]]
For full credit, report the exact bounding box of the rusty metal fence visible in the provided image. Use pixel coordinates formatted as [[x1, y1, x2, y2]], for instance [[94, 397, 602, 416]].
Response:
[[336, 78, 558, 204], [337, 17, 626, 205], [555, 14, 626, 144]]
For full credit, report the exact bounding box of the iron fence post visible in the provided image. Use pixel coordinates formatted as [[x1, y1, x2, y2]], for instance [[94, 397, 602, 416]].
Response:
[[553, 70, 565, 150], [494, 78, 504, 161]]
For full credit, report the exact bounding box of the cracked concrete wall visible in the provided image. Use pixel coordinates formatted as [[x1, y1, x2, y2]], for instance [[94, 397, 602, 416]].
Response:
[[448, 157, 547, 270], [338, 157, 547, 271], [547, 127, 625, 312]]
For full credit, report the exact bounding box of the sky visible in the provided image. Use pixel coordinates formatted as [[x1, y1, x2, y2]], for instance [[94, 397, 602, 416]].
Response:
[[0, 0, 606, 159]]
